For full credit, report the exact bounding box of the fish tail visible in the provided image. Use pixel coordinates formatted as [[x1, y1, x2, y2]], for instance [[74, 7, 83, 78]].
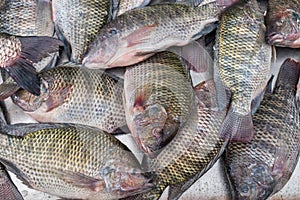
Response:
[[219, 107, 254, 142], [6, 36, 63, 95], [276, 58, 300, 88]]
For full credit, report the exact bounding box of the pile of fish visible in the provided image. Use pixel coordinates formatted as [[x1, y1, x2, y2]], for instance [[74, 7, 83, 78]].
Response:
[[0, 0, 299, 199]]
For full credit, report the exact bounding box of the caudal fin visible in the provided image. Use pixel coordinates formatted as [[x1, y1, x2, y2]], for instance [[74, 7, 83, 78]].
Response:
[[6, 36, 63, 95], [219, 107, 254, 142]]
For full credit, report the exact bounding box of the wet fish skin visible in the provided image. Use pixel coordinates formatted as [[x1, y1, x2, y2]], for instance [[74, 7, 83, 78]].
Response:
[[9, 65, 126, 134], [124, 51, 194, 156], [0, 121, 153, 200], [117, 0, 151, 16], [122, 80, 228, 200], [0, 0, 54, 37], [266, 0, 300, 48], [0, 33, 63, 96], [224, 58, 300, 200], [215, 0, 271, 142], [52, 0, 112, 63], [0, 163, 24, 200], [83, 2, 220, 69]]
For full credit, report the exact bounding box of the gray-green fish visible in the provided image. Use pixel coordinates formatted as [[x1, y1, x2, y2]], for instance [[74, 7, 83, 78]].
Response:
[[124, 51, 194, 156], [0, 33, 63, 95], [52, 0, 112, 63], [0, 0, 54, 37], [266, 0, 300, 48], [0, 163, 24, 200], [214, 0, 271, 142], [0, 120, 153, 199], [224, 58, 300, 200], [122, 79, 228, 200], [83, 2, 220, 69], [2, 65, 126, 134], [116, 0, 151, 16]]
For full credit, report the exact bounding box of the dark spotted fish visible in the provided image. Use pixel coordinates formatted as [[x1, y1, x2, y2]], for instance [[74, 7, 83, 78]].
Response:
[[214, 0, 271, 142], [224, 58, 300, 200]]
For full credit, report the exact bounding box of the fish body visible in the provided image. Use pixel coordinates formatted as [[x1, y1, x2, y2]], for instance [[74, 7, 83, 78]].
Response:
[[215, 0, 271, 141], [0, 0, 54, 37], [224, 58, 300, 200], [83, 2, 220, 69], [0, 33, 63, 95], [117, 0, 151, 16], [0, 163, 24, 200], [124, 52, 194, 155], [123, 80, 228, 200], [266, 0, 300, 48], [52, 0, 112, 63], [0, 122, 152, 200], [10, 65, 126, 134]]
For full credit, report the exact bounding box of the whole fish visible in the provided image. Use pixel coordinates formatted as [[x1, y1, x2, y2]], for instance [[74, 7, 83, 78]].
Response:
[[2, 65, 126, 134], [224, 58, 300, 200], [123, 79, 228, 200], [52, 0, 112, 63], [83, 2, 220, 69], [0, 0, 54, 36], [0, 33, 63, 95], [124, 51, 194, 156], [116, 0, 151, 16], [0, 163, 24, 200], [0, 120, 153, 200], [266, 0, 300, 48], [214, 0, 271, 142]]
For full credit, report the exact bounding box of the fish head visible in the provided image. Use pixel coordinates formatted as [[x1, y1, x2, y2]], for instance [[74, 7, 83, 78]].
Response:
[[230, 163, 275, 200], [100, 158, 154, 198], [11, 78, 49, 112], [266, 8, 300, 47], [83, 25, 122, 69], [132, 104, 168, 156]]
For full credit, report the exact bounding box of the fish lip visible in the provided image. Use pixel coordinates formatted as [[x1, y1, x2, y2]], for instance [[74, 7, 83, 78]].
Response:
[[266, 32, 285, 45]]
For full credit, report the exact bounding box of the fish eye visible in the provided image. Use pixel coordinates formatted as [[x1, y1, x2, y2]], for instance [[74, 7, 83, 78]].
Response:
[[109, 29, 118, 35]]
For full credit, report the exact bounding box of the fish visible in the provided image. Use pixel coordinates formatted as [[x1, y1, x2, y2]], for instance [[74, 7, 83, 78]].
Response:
[[214, 0, 271, 142], [116, 0, 151, 17], [122, 79, 228, 200], [123, 51, 195, 156], [0, 33, 63, 96], [83, 2, 221, 69], [0, 0, 54, 37], [0, 119, 153, 199], [266, 0, 300, 48], [1, 64, 126, 134], [0, 163, 24, 200], [224, 58, 300, 200], [52, 0, 112, 63]]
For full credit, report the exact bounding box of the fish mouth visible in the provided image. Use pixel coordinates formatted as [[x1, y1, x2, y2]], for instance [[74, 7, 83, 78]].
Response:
[[266, 32, 285, 46], [266, 32, 300, 48]]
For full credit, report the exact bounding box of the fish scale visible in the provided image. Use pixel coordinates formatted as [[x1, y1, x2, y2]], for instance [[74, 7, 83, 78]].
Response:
[[0, 123, 152, 200], [215, 0, 271, 141], [124, 52, 194, 155], [11, 65, 126, 134], [224, 59, 300, 200], [52, 0, 112, 63]]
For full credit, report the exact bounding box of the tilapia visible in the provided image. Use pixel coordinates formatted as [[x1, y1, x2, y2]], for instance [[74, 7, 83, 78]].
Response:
[[117, 0, 151, 16], [1, 65, 126, 134], [83, 2, 220, 69], [0, 163, 24, 200], [0, 33, 63, 95], [52, 0, 112, 63], [122, 80, 228, 200], [214, 0, 271, 141], [124, 51, 194, 156], [0, 0, 54, 36], [266, 0, 300, 48], [0, 120, 153, 199], [224, 58, 300, 200]]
